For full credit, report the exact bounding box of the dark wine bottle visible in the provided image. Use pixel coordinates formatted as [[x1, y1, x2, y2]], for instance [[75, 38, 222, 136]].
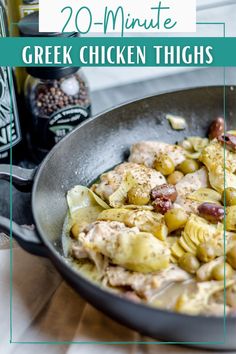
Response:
[[0, 0, 23, 164]]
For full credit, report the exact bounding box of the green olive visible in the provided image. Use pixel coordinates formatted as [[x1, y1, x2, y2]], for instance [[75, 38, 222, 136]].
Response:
[[177, 159, 201, 175], [127, 185, 150, 205], [226, 245, 236, 269], [167, 171, 184, 185], [179, 253, 200, 274], [222, 187, 236, 206], [196, 242, 217, 263], [164, 208, 188, 233], [211, 262, 234, 281], [70, 223, 80, 239], [226, 206, 236, 231], [154, 154, 175, 176]]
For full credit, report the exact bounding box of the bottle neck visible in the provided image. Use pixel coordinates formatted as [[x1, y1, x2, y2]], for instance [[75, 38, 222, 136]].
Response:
[[0, 1, 8, 37]]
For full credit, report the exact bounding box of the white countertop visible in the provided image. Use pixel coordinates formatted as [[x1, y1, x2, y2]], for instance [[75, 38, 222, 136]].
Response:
[[1, 245, 234, 354]]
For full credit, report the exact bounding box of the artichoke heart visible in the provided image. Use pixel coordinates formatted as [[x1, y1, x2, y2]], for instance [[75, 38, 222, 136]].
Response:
[[108, 171, 137, 207], [171, 242, 186, 259], [67, 185, 110, 234], [116, 232, 170, 273], [184, 151, 201, 159], [80, 221, 170, 273], [171, 214, 223, 259], [180, 136, 209, 159], [200, 140, 236, 173], [182, 214, 223, 246], [200, 140, 236, 193], [208, 168, 236, 194], [187, 188, 221, 204], [98, 208, 168, 240], [166, 114, 187, 130], [187, 137, 209, 152], [67, 185, 110, 213]]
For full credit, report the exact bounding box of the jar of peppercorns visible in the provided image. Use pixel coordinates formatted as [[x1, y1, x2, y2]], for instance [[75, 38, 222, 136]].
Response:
[[19, 11, 91, 162], [24, 66, 91, 162]]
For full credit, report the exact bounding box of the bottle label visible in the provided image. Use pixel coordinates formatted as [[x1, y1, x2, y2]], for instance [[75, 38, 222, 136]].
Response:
[[19, 4, 39, 18], [48, 105, 90, 144], [0, 7, 21, 155]]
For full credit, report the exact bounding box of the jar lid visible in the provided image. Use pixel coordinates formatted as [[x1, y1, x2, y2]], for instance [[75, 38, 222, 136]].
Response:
[[23, 0, 38, 4], [27, 66, 79, 80], [18, 11, 77, 38]]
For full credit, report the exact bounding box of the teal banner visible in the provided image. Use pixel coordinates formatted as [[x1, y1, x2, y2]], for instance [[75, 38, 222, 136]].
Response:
[[0, 37, 235, 66]]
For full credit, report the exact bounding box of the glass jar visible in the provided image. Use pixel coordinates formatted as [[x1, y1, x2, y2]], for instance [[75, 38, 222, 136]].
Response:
[[25, 67, 91, 162]]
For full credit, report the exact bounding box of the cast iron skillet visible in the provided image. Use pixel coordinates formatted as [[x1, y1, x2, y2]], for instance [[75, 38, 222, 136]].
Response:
[[0, 86, 236, 350]]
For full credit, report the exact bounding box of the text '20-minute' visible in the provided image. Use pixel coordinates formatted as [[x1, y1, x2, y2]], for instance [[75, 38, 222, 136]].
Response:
[[61, 2, 177, 36]]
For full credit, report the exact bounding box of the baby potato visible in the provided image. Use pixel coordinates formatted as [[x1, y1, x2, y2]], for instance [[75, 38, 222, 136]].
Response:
[[154, 154, 175, 176], [177, 159, 201, 175], [164, 208, 188, 233]]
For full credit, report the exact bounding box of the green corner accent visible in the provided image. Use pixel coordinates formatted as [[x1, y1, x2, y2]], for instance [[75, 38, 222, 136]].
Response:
[[196, 22, 226, 37]]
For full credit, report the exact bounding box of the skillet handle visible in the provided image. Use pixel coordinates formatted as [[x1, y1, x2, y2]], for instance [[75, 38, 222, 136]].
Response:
[[0, 216, 48, 256], [0, 164, 47, 257], [0, 164, 35, 192]]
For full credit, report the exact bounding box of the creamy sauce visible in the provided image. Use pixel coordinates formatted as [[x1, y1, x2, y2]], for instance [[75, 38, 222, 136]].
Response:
[[151, 280, 196, 310], [62, 214, 104, 285]]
